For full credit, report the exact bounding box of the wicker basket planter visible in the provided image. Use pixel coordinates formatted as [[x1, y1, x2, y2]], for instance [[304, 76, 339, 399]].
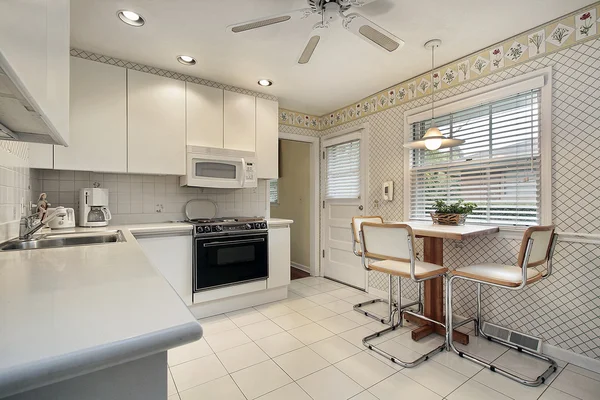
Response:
[[430, 212, 467, 226]]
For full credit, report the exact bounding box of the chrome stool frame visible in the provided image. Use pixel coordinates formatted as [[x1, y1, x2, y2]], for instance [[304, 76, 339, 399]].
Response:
[[359, 222, 447, 368], [446, 226, 559, 386], [351, 217, 419, 325]]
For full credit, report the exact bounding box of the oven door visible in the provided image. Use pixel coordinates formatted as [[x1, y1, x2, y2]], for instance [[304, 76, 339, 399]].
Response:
[[193, 233, 268, 291]]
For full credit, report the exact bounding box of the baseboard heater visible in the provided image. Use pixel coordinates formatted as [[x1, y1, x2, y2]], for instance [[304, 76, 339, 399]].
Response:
[[482, 322, 543, 353]]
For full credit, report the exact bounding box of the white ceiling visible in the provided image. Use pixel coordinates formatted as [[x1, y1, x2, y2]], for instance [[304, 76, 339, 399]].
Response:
[[71, 0, 591, 115]]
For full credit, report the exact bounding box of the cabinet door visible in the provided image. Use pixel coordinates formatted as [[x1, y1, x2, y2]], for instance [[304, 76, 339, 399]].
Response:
[[0, 0, 70, 145], [224, 91, 255, 152], [267, 226, 291, 289], [186, 83, 224, 148], [256, 98, 279, 179], [29, 143, 54, 169], [128, 70, 186, 175], [137, 235, 193, 306], [54, 57, 127, 172]]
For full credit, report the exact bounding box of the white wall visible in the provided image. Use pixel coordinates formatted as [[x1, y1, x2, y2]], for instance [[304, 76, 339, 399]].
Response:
[[318, 38, 600, 361]]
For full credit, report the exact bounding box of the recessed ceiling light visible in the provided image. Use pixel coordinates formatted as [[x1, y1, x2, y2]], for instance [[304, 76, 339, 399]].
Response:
[[258, 79, 273, 87], [117, 10, 145, 27], [177, 55, 197, 65]]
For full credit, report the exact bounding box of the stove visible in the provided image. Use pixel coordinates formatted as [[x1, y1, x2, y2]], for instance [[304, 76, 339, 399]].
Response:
[[191, 216, 269, 292], [190, 217, 268, 237]]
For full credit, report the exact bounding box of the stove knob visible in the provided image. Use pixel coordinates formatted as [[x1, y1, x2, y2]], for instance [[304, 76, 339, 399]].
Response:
[[204, 226, 212, 233], [261, 222, 267, 229], [245, 223, 252, 230], [214, 225, 223, 232], [196, 227, 203, 234], [254, 222, 261, 229]]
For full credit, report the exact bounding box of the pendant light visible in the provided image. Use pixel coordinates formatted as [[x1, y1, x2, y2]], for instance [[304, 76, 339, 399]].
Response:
[[404, 39, 465, 150]]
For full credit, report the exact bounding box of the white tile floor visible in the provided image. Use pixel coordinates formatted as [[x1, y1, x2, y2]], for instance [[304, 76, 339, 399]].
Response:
[[168, 277, 600, 400]]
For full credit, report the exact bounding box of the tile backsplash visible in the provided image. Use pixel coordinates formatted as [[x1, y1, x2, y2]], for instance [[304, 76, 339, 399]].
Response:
[[31, 170, 269, 225]]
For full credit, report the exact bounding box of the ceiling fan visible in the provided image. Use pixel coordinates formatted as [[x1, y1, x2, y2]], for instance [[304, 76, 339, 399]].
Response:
[[227, 0, 404, 65]]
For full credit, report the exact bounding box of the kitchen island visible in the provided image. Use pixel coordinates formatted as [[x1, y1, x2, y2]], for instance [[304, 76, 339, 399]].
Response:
[[0, 227, 202, 400]]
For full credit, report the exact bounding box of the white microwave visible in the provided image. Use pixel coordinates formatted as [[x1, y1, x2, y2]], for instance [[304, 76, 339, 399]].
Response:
[[180, 146, 257, 189]]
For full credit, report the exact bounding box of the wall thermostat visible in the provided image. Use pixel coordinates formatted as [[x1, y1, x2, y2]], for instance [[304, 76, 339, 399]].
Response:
[[382, 181, 394, 201]]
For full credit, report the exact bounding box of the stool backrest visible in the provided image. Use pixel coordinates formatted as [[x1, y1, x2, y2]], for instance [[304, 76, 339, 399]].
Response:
[[517, 225, 556, 268], [351, 216, 383, 244], [360, 223, 415, 262]]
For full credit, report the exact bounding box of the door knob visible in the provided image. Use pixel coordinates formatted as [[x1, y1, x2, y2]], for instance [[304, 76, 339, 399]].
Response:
[[358, 205, 364, 211]]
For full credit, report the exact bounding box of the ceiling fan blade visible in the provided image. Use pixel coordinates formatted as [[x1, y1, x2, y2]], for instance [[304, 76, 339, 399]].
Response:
[[297, 23, 329, 65], [346, 0, 380, 6], [228, 8, 314, 33], [342, 13, 404, 53]]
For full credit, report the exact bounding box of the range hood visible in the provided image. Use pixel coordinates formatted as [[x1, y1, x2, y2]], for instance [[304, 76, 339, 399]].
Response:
[[0, 51, 65, 145]]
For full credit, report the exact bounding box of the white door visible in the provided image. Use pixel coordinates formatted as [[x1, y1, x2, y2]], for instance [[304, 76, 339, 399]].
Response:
[[127, 69, 186, 175], [55, 57, 127, 172], [186, 82, 224, 148], [322, 129, 367, 289], [224, 91, 256, 152]]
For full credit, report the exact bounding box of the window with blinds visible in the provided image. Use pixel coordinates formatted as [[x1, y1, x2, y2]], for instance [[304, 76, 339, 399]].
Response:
[[326, 139, 361, 199], [409, 89, 541, 226], [269, 180, 278, 204]]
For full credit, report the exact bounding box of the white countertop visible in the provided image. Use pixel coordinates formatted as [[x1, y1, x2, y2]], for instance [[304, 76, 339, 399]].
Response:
[[267, 218, 294, 226], [0, 226, 202, 398]]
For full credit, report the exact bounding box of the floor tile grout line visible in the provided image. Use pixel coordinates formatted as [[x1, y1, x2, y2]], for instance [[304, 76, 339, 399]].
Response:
[[177, 277, 589, 400], [563, 363, 600, 382]]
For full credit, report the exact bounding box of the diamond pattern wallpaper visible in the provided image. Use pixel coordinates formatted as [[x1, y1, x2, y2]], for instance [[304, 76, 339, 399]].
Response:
[[316, 38, 600, 360]]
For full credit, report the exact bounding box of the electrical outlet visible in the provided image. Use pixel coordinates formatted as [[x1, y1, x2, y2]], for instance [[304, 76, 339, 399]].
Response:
[[155, 204, 164, 213], [373, 199, 380, 209]]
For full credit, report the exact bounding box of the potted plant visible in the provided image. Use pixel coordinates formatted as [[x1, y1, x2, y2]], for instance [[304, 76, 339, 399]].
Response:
[[430, 199, 477, 225]]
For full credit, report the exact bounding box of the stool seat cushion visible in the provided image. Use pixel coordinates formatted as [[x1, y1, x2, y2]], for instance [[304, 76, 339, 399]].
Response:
[[453, 263, 542, 287], [369, 259, 447, 279]]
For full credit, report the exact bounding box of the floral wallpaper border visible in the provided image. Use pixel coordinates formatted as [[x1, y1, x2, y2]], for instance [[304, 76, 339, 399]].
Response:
[[278, 108, 322, 131], [278, 2, 600, 130]]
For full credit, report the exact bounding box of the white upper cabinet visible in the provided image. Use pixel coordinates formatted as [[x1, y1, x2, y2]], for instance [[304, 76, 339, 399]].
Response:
[[256, 98, 279, 179], [186, 83, 224, 148], [127, 70, 186, 175], [224, 91, 256, 152], [29, 143, 54, 169], [54, 58, 127, 172], [0, 0, 70, 145]]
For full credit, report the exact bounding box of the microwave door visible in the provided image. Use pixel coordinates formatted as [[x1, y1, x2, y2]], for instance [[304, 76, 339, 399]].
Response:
[[190, 158, 243, 188]]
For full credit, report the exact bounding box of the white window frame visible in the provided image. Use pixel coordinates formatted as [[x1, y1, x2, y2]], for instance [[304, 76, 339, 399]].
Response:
[[403, 67, 553, 230], [322, 128, 367, 201]]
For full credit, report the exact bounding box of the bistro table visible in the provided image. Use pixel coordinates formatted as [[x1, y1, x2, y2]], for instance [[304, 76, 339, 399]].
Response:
[[389, 221, 499, 345]]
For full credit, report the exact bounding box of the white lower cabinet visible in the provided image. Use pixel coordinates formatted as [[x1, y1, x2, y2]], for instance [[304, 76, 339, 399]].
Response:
[[136, 235, 193, 306], [268, 225, 291, 288]]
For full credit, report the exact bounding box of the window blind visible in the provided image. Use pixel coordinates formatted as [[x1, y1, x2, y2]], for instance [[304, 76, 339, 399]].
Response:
[[326, 139, 361, 199], [269, 180, 278, 203], [409, 89, 541, 226]]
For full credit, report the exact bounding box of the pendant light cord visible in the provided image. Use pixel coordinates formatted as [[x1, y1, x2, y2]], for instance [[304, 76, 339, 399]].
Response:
[[431, 44, 435, 121]]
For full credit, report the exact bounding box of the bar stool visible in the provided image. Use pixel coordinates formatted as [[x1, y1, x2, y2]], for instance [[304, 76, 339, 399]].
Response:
[[351, 216, 400, 324], [446, 226, 559, 386], [359, 222, 448, 367]]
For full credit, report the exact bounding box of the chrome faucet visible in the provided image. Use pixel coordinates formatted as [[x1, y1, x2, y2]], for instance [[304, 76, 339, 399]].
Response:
[[19, 208, 68, 240]]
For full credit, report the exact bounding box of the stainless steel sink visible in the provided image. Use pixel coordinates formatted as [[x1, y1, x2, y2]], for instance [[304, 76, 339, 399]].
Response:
[[0, 230, 126, 251]]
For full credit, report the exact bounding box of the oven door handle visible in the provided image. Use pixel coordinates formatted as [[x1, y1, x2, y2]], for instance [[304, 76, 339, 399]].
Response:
[[203, 238, 265, 247]]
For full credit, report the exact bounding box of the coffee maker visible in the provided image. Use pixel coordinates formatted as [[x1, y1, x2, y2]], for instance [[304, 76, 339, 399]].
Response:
[[79, 188, 112, 227]]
